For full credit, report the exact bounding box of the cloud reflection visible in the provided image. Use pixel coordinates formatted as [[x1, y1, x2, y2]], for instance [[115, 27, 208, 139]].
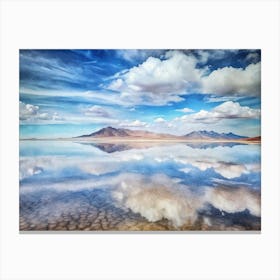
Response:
[[20, 141, 261, 229], [111, 173, 261, 227]]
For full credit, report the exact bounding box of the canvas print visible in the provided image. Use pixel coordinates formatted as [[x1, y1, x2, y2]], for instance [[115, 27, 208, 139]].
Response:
[[19, 49, 261, 231]]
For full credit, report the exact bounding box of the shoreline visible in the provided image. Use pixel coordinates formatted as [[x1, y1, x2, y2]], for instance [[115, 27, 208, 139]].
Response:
[[19, 137, 261, 144]]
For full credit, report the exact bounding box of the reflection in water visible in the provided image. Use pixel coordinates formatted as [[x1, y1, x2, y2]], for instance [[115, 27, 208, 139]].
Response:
[[77, 141, 179, 153], [184, 142, 245, 149], [19, 141, 261, 231], [78, 142, 132, 153], [77, 141, 245, 153]]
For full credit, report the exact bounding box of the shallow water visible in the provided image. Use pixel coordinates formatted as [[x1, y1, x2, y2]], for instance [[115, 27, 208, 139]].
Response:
[[19, 141, 261, 231]]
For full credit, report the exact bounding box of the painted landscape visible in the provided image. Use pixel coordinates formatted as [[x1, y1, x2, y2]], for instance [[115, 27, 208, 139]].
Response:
[[19, 49, 261, 231]]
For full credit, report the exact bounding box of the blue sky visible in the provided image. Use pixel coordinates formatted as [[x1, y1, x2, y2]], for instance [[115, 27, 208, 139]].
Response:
[[19, 49, 261, 138]]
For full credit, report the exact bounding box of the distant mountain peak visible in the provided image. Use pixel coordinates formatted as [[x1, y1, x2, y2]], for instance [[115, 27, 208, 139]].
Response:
[[184, 130, 247, 140], [77, 126, 171, 138], [80, 126, 130, 137]]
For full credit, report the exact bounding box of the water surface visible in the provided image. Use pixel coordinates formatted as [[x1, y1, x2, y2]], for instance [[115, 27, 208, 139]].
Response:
[[19, 140, 261, 231]]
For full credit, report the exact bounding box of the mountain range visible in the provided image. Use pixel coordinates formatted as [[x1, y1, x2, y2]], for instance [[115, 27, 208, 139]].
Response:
[[77, 126, 254, 141], [183, 130, 246, 140]]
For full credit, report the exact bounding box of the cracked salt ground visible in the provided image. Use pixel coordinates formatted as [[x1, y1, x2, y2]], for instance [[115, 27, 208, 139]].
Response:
[[20, 189, 172, 231]]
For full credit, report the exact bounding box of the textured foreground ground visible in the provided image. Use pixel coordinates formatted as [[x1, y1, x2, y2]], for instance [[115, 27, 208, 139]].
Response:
[[20, 189, 260, 231]]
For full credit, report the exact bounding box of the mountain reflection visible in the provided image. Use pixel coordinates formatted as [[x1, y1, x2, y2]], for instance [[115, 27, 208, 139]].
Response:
[[77, 141, 246, 153], [78, 142, 132, 153], [76, 141, 176, 153], [185, 142, 245, 149]]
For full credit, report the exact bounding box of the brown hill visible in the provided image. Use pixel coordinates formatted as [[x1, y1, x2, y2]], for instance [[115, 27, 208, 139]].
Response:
[[243, 136, 261, 141], [78, 126, 178, 139]]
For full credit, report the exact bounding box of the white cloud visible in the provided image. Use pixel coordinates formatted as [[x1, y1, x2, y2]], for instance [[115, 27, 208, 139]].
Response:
[[19, 101, 39, 120], [154, 117, 166, 123], [185, 101, 260, 124], [176, 107, 194, 113], [154, 101, 261, 132], [83, 105, 111, 118], [202, 62, 261, 96], [116, 49, 165, 63], [85, 91, 134, 107], [119, 119, 147, 128], [196, 50, 210, 64], [107, 51, 261, 107], [204, 95, 241, 103], [52, 112, 61, 120], [119, 91, 184, 106], [22, 50, 261, 111], [19, 101, 63, 122], [108, 78, 124, 91], [107, 50, 204, 105], [148, 101, 260, 134], [213, 101, 260, 118]]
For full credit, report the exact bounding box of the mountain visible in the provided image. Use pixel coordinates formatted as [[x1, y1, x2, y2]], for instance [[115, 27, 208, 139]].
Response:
[[77, 126, 177, 139], [183, 130, 247, 140], [80, 126, 129, 137], [242, 136, 261, 142], [77, 127, 250, 141]]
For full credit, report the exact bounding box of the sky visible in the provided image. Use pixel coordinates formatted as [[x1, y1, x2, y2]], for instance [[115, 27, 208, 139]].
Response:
[[19, 49, 261, 138]]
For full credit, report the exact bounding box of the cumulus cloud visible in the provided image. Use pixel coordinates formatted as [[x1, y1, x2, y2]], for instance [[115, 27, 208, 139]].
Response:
[[147, 101, 260, 135], [19, 101, 63, 122], [213, 101, 260, 118], [19, 101, 39, 120], [193, 101, 259, 122], [108, 79, 124, 91], [202, 62, 261, 96], [176, 101, 260, 124], [154, 117, 166, 123], [107, 50, 204, 105], [83, 105, 111, 118], [119, 119, 147, 128], [176, 107, 194, 113], [107, 50, 261, 107]]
